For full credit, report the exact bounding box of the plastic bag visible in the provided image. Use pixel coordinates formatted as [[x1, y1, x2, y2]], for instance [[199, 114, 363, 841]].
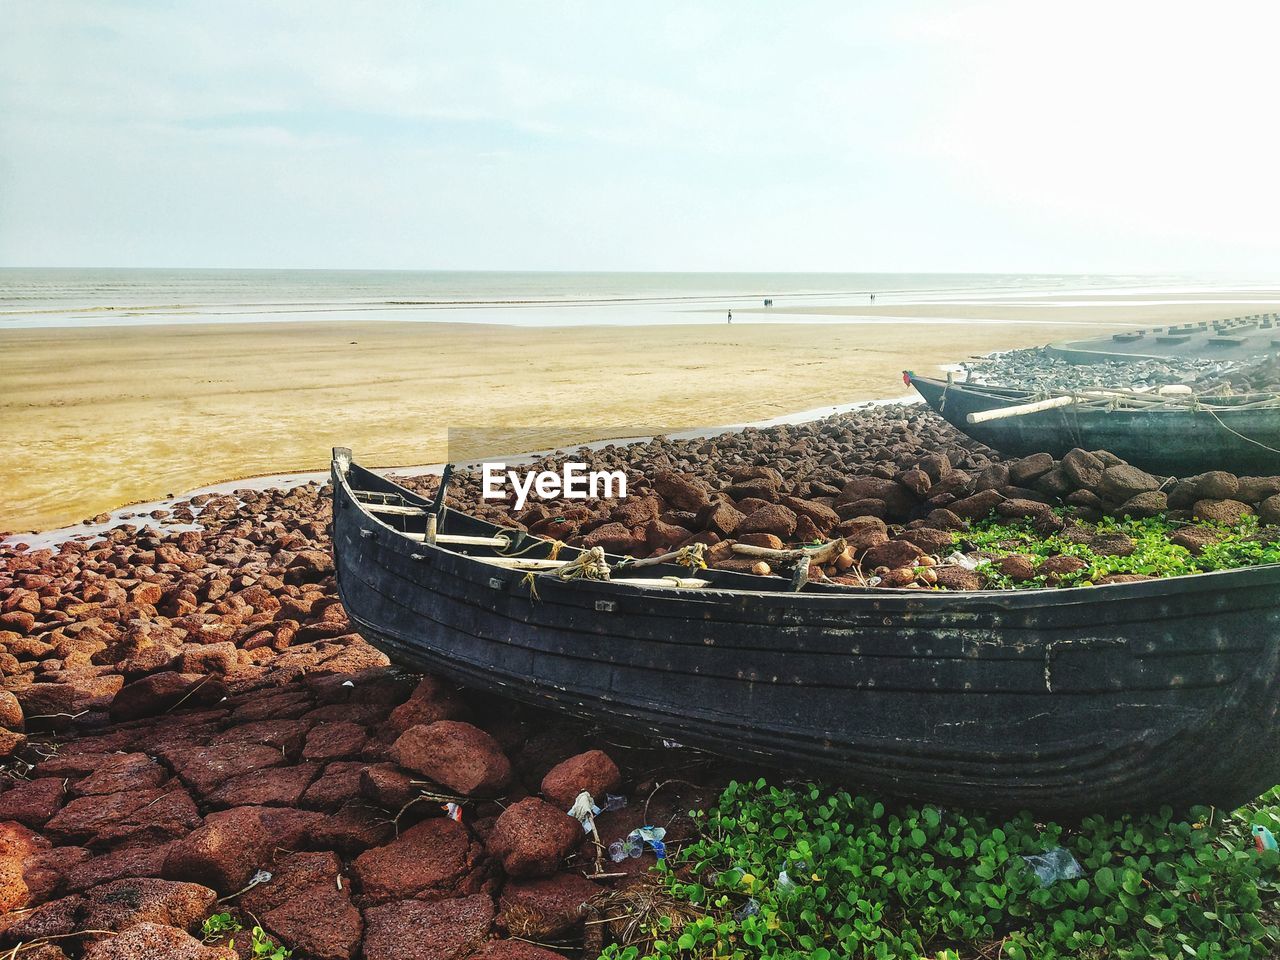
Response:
[[603, 793, 628, 812], [1022, 847, 1082, 886], [734, 898, 760, 920], [567, 791, 601, 833]]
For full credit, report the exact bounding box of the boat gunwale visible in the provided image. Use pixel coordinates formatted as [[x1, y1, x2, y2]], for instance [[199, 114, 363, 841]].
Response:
[[332, 454, 1280, 612], [906, 372, 1280, 411]]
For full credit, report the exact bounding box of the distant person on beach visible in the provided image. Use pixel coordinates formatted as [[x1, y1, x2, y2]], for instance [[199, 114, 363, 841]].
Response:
[[870, 293, 876, 302], [727, 310, 733, 324]]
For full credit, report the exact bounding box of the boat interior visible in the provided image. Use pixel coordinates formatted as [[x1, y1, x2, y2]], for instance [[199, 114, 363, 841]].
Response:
[[338, 458, 892, 597]]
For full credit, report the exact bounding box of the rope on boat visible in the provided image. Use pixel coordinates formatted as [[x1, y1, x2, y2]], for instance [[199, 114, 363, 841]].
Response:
[[520, 571, 540, 601], [1202, 405, 1280, 456], [555, 546, 612, 582], [673, 543, 708, 570], [500, 536, 565, 561], [520, 546, 613, 600]]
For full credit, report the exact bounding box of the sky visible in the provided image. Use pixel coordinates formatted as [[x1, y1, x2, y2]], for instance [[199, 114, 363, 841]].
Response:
[[3, 1, 1280, 273]]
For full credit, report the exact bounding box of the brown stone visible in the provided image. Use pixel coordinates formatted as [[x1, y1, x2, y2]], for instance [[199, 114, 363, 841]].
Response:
[[934, 566, 984, 591], [72, 753, 168, 797], [486, 797, 582, 878], [698, 499, 745, 538], [497, 873, 602, 938], [860, 539, 925, 571], [80, 922, 224, 960], [163, 805, 317, 892], [1116, 491, 1167, 519], [169, 741, 287, 797], [1236, 476, 1280, 504], [0, 820, 46, 911], [1089, 533, 1136, 557], [781, 496, 840, 534], [736, 504, 798, 540], [360, 763, 416, 809], [362, 893, 495, 960], [302, 720, 367, 761], [948, 489, 1004, 521], [994, 555, 1037, 582], [240, 852, 363, 960], [0, 776, 66, 828], [581, 522, 647, 555], [994, 498, 1051, 520], [45, 788, 171, 845], [0, 690, 23, 730], [389, 721, 512, 795], [1040, 555, 1088, 580], [1192, 498, 1254, 525], [80, 877, 217, 935], [1061, 448, 1105, 489], [1008, 453, 1054, 485], [1170, 526, 1224, 555], [351, 817, 483, 903], [109, 672, 226, 722], [1097, 464, 1161, 502], [205, 763, 320, 808], [1258, 494, 1280, 525], [540, 749, 622, 808], [651, 470, 711, 512], [896, 527, 954, 555]]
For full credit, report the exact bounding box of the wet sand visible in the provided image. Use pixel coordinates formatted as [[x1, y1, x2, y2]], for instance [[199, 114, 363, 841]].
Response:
[[0, 305, 1251, 532]]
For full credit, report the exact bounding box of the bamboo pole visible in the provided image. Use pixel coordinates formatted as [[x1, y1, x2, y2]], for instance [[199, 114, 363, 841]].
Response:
[[966, 395, 1079, 424]]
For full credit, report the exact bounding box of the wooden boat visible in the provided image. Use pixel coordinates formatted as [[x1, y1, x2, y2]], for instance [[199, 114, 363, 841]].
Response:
[[331, 448, 1280, 816], [906, 372, 1280, 476]]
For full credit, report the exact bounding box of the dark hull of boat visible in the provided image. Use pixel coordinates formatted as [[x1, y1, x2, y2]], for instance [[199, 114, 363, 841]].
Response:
[[332, 456, 1280, 816], [907, 373, 1280, 476]]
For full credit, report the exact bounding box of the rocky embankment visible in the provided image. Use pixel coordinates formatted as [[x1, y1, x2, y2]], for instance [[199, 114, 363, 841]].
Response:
[[1, 485, 718, 960], [424, 404, 1280, 590], [4, 403, 1280, 958]]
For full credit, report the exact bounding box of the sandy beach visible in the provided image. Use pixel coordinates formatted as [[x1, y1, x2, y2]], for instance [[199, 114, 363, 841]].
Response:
[[6, 296, 1268, 533]]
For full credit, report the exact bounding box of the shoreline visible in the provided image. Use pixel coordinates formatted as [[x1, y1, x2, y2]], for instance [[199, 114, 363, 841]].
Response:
[[1, 392, 920, 549], [1, 317, 1136, 533]]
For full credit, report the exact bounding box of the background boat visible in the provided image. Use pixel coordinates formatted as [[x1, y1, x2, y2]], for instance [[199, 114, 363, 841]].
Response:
[[906, 372, 1280, 476]]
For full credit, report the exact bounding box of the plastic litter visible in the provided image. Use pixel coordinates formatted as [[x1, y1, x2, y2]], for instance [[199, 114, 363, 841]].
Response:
[[1253, 824, 1278, 852], [776, 869, 797, 893], [1022, 847, 1083, 886], [603, 793, 628, 812], [625, 825, 668, 860], [567, 791, 601, 833], [734, 898, 760, 920], [442, 802, 463, 823], [943, 551, 982, 571], [607, 840, 632, 862], [661, 738, 684, 749]]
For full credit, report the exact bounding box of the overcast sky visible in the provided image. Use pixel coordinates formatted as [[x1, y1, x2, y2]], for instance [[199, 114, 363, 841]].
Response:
[[3, 1, 1279, 273]]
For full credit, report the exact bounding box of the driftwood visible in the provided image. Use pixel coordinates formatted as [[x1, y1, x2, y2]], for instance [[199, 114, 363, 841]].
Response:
[[731, 537, 848, 566]]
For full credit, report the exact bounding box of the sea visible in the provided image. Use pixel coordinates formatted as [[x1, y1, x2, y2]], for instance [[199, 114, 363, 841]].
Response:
[[2, 268, 1280, 328]]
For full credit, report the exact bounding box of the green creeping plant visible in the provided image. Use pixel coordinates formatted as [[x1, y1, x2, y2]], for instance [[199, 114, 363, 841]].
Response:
[[954, 511, 1280, 590], [600, 778, 1280, 959], [200, 912, 242, 940]]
